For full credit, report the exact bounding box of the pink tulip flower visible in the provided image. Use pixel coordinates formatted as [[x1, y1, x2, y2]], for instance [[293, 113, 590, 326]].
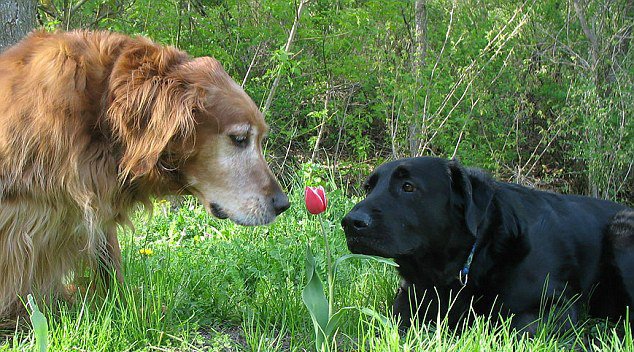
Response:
[[305, 186, 327, 215]]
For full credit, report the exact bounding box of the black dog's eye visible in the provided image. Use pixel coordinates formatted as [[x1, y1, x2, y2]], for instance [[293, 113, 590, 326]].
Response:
[[229, 134, 249, 148], [363, 182, 372, 194], [402, 182, 415, 193]]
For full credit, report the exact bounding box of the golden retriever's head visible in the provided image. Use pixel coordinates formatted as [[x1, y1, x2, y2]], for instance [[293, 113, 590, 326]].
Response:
[[107, 40, 289, 225]]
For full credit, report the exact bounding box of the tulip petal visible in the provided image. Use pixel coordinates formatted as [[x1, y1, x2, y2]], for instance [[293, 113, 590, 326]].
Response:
[[305, 186, 327, 215]]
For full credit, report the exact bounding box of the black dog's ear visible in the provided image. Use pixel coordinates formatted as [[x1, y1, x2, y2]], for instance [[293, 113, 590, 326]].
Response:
[[449, 159, 495, 237], [449, 159, 478, 236]]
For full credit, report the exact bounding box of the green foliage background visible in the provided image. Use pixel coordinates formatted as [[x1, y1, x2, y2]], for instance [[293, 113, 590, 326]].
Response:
[[37, 0, 633, 203], [1, 2, 628, 349]]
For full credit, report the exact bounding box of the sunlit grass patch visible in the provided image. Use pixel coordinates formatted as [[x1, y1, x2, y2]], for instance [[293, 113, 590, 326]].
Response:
[[0, 188, 631, 351]]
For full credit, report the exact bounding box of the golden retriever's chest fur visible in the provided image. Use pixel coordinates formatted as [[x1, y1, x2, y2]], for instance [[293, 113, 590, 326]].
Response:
[[0, 142, 122, 317]]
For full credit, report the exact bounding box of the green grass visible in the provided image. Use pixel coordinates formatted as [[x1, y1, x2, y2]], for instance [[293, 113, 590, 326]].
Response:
[[0, 187, 631, 351]]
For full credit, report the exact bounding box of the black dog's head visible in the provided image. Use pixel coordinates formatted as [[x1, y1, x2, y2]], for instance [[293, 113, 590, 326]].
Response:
[[341, 157, 488, 259]]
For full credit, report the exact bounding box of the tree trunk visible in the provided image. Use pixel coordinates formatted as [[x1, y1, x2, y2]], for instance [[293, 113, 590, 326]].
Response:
[[414, 0, 427, 68], [410, 0, 427, 156], [0, 0, 37, 52]]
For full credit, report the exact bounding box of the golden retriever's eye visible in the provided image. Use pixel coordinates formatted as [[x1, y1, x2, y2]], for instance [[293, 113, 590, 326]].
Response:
[[402, 182, 415, 192], [229, 134, 249, 148]]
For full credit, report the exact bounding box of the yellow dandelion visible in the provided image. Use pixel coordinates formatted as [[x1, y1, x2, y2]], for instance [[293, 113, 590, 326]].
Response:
[[139, 248, 154, 256]]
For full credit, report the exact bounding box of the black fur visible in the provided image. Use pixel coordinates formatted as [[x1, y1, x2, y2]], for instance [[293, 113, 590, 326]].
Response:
[[341, 157, 634, 333]]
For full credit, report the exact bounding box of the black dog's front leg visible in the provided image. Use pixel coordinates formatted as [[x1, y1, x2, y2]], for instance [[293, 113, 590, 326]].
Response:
[[393, 281, 415, 331], [511, 303, 579, 336]]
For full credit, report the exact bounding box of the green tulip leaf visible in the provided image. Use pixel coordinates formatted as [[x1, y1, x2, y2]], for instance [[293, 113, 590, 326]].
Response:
[[27, 294, 48, 352], [325, 306, 356, 337], [334, 253, 399, 274], [302, 245, 329, 350], [359, 307, 392, 327]]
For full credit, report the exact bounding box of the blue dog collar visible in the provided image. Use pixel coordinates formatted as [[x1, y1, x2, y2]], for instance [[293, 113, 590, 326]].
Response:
[[458, 244, 476, 286]]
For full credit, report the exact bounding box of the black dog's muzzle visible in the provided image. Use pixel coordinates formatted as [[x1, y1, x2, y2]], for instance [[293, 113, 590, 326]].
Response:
[[342, 207, 383, 255], [341, 209, 373, 233]]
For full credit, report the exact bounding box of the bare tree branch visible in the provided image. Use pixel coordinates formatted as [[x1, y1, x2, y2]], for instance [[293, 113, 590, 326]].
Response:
[[263, 0, 308, 115], [69, 0, 89, 14], [572, 0, 598, 65]]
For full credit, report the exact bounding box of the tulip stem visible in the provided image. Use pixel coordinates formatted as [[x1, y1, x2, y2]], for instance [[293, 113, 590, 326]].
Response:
[[319, 213, 334, 318]]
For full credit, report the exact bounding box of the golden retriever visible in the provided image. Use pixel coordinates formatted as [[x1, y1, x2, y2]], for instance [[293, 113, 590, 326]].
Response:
[[0, 30, 289, 321]]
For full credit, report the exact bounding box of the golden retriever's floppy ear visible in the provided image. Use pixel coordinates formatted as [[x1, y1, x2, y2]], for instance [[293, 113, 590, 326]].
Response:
[[106, 41, 202, 180]]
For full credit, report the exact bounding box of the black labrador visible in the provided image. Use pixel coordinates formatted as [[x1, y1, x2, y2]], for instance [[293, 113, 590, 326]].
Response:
[[341, 156, 634, 333]]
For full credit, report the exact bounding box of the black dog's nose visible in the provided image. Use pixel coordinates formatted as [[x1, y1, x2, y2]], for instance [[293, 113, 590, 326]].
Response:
[[272, 191, 290, 215], [342, 211, 372, 231]]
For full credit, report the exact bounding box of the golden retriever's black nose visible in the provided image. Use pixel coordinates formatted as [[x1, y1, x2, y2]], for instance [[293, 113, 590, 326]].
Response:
[[272, 191, 290, 215], [342, 211, 372, 231]]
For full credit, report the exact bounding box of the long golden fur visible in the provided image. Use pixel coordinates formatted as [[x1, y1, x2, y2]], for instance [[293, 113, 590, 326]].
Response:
[[0, 30, 289, 321]]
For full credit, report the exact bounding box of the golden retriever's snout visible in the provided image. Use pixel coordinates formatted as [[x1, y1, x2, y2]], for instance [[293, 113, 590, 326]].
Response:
[[271, 188, 290, 215]]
